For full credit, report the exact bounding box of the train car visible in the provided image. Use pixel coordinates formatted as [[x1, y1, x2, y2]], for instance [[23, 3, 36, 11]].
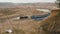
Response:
[[31, 13, 50, 21]]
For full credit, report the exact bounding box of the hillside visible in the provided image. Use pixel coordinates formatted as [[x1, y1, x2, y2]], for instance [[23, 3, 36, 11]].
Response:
[[0, 7, 49, 34], [0, 2, 55, 9], [36, 9, 60, 34]]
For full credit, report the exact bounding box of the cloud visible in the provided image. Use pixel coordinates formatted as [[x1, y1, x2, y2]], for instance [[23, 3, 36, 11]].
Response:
[[0, 0, 56, 3]]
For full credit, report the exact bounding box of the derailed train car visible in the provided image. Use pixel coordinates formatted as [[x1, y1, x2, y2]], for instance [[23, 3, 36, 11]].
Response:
[[31, 13, 50, 21]]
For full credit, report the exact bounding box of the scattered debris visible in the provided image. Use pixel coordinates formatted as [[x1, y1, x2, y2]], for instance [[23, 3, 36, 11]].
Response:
[[16, 16, 20, 20], [5, 29, 12, 33], [20, 16, 28, 19]]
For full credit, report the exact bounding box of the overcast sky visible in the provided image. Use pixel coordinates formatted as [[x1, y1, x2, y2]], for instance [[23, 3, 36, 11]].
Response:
[[0, 0, 56, 3]]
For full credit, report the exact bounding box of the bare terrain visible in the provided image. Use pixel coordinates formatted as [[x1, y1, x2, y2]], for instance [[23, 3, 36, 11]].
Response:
[[0, 2, 55, 34]]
